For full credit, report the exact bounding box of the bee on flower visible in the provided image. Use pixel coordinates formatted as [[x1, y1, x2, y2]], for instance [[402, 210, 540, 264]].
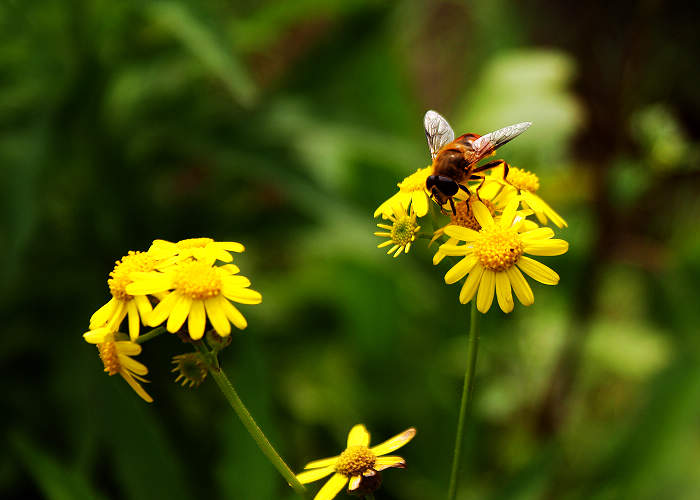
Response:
[[297, 424, 415, 500]]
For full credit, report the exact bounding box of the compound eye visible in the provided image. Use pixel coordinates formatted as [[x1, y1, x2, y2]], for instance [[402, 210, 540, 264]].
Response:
[[436, 176, 459, 196], [425, 175, 437, 190]]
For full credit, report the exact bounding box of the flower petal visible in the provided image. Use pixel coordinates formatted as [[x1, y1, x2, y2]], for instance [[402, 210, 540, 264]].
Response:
[[517, 256, 560, 285], [167, 296, 192, 333], [445, 255, 478, 285], [296, 466, 335, 484], [459, 264, 484, 304], [370, 428, 416, 456], [495, 271, 514, 313], [304, 456, 339, 470], [523, 239, 569, 256], [520, 227, 555, 242], [148, 292, 178, 327], [476, 269, 496, 313], [348, 475, 362, 491], [120, 371, 153, 403], [222, 283, 262, 305], [188, 300, 206, 340], [119, 354, 148, 376], [347, 424, 370, 447], [437, 243, 470, 257], [505, 266, 534, 306], [126, 273, 173, 295], [375, 456, 406, 471], [444, 225, 480, 241], [89, 298, 116, 328], [83, 327, 112, 344], [412, 191, 428, 217], [127, 301, 140, 340], [471, 201, 494, 228], [315, 473, 348, 500], [218, 296, 248, 330], [205, 297, 231, 336], [500, 197, 520, 228]]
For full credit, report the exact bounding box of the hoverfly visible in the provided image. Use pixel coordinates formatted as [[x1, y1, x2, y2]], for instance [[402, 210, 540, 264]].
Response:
[[424, 110, 531, 214]]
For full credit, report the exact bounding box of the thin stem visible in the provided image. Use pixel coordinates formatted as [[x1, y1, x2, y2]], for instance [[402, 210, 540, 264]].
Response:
[[447, 301, 480, 500], [134, 326, 167, 344], [194, 342, 307, 498]]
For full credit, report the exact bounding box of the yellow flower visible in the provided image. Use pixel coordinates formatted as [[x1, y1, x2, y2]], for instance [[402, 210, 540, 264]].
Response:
[[374, 203, 420, 257], [374, 166, 432, 218], [149, 237, 245, 268], [89, 251, 158, 340], [438, 199, 568, 313], [84, 329, 153, 403], [487, 164, 567, 228], [297, 424, 415, 500], [126, 261, 261, 340]]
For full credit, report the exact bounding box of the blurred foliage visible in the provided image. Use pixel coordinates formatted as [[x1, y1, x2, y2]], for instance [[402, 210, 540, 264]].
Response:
[[2, 1, 700, 499]]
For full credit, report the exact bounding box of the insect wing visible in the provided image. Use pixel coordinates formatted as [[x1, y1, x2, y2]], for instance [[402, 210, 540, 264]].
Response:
[[424, 110, 455, 159], [470, 122, 532, 161]]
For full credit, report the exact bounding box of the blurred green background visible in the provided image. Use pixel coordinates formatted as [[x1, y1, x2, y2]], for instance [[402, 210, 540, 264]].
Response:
[[3, 1, 700, 499]]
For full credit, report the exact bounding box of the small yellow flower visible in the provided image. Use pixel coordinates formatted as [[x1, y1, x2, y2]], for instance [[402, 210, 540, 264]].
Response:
[[126, 261, 261, 340], [374, 203, 420, 258], [487, 164, 567, 228], [438, 199, 568, 313], [84, 329, 153, 403], [149, 237, 245, 268], [171, 353, 208, 388], [374, 166, 432, 218], [89, 251, 158, 340], [297, 424, 415, 500]]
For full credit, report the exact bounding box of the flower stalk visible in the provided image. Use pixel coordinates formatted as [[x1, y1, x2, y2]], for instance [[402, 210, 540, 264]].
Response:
[[194, 341, 307, 498], [133, 326, 167, 345], [447, 301, 480, 500]]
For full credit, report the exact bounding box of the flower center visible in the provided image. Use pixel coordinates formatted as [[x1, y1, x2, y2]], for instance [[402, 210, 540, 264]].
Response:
[[391, 216, 418, 246], [473, 226, 523, 271], [335, 446, 376, 476], [450, 198, 495, 230], [109, 251, 158, 301], [173, 261, 223, 300], [98, 341, 120, 376], [176, 237, 214, 249], [398, 166, 431, 192], [506, 167, 540, 192]]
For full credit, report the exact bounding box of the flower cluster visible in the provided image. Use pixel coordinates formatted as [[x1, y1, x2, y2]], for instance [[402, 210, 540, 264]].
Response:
[[373, 117, 569, 314], [83, 237, 261, 401]]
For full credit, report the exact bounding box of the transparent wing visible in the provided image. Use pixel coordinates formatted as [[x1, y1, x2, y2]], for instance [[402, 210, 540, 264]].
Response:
[[424, 110, 455, 159], [470, 122, 532, 160]]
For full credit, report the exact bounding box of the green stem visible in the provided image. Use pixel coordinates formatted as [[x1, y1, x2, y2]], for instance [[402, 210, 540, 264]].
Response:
[[447, 301, 480, 500], [134, 326, 167, 344], [194, 342, 307, 498]]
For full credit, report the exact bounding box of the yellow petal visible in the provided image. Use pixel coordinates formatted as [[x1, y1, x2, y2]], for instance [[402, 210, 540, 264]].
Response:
[[314, 473, 348, 500], [188, 300, 206, 340], [166, 296, 193, 333], [348, 475, 362, 491], [205, 297, 231, 336], [296, 466, 335, 484], [476, 269, 496, 313], [120, 371, 153, 403], [459, 264, 484, 304], [119, 354, 148, 376], [523, 239, 569, 256], [133, 295, 153, 320], [347, 424, 370, 447], [517, 256, 560, 285], [471, 201, 494, 228], [83, 327, 112, 344], [500, 197, 520, 228], [495, 271, 514, 313], [505, 266, 534, 306], [370, 428, 416, 456], [412, 190, 428, 217], [127, 300, 140, 340], [218, 296, 248, 330], [375, 456, 406, 471], [444, 225, 480, 241], [89, 298, 116, 328], [438, 244, 470, 257], [125, 273, 173, 295], [304, 456, 339, 470], [148, 292, 179, 327], [445, 255, 478, 285], [222, 284, 262, 305], [115, 340, 141, 356]]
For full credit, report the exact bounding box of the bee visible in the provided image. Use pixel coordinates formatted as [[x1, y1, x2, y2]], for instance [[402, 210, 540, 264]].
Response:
[[424, 110, 532, 214]]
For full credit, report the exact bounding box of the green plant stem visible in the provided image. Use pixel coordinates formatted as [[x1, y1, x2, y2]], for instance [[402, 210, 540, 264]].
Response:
[[134, 326, 167, 344], [194, 342, 307, 498], [447, 301, 480, 500]]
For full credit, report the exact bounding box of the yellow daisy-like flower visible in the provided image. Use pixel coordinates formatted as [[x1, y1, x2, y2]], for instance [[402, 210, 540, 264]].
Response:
[[438, 199, 568, 313], [374, 166, 432, 218], [126, 261, 261, 340], [149, 237, 245, 268], [374, 203, 420, 257], [487, 164, 567, 228], [89, 251, 158, 340], [297, 424, 416, 500], [84, 329, 153, 403]]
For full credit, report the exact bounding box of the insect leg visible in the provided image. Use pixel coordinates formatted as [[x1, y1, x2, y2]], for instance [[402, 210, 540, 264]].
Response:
[[471, 175, 487, 202], [471, 159, 505, 174], [449, 197, 457, 215]]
